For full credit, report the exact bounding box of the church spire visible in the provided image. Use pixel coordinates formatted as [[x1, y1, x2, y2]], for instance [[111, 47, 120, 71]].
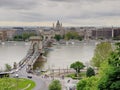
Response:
[[56, 20, 60, 26], [53, 23, 55, 29]]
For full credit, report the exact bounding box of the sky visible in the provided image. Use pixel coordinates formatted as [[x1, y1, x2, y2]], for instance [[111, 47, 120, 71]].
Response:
[[0, 0, 120, 27]]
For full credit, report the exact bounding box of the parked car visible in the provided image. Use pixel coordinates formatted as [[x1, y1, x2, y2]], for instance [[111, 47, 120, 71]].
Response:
[[27, 75, 32, 79]]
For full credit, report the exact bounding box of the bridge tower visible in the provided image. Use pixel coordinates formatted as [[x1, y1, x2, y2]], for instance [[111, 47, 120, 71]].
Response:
[[29, 36, 42, 53], [26, 36, 43, 72]]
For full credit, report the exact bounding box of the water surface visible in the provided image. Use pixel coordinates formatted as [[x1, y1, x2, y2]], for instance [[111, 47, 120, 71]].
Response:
[[44, 42, 96, 70]]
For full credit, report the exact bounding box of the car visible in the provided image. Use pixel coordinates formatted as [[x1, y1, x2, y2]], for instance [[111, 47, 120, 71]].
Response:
[[27, 75, 32, 79], [27, 70, 33, 73], [15, 74, 19, 78]]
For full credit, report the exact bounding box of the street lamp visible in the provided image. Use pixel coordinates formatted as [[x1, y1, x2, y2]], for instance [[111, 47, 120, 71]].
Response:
[[51, 64, 55, 80], [52, 69, 54, 80]]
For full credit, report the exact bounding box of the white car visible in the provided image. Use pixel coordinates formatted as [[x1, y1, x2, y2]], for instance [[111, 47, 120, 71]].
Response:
[[15, 74, 19, 78]]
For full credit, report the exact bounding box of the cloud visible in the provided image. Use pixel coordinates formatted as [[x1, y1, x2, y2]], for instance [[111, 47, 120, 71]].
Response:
[[0, 0, 120, 26], [0, 0, 39, 10], [49, 0, 103, 3]]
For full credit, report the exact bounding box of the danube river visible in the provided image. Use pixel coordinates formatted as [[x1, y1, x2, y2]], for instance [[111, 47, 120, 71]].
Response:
[[0, 41, 30, 70], [0, 41, 96, 70], [44, 41, 96, 70]]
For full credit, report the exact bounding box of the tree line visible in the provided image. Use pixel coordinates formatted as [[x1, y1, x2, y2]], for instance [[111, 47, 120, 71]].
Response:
[[54, 31, 84, 41]]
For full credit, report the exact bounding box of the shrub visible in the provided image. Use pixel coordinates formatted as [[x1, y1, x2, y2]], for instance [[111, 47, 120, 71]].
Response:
[[86, 67, 95, 77], [49, 80, 62, 90]]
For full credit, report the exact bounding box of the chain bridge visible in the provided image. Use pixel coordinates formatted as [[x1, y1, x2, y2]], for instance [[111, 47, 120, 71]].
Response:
[[18, 36, 43, 73]]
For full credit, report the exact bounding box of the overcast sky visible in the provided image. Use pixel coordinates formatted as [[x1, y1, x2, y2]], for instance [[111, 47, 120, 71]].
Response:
[[0, 0, 120, 26]]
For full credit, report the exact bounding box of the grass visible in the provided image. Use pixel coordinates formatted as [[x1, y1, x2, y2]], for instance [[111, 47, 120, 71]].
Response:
[[66, 72, 86, 80], [0, 78, 35, 90]]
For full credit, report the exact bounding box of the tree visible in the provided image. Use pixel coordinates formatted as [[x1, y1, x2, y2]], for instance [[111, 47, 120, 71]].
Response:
[[77, 76, 98, 90], [91, 42, 112, 68], [98, 68, 120, 90], [5, 64, 12, 71], [98, 42, 120, 90], [65, 31, 83, 41], [86, 67, 95, 77], [22, 33, 29, 41], [54, 34, 62, 41], [70, 61, 85, 73], [13, 32, 36, 41], [49, 80, 62, 90]]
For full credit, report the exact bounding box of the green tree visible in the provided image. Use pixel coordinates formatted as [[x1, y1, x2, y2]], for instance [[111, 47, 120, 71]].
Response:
[[49, 80, 62, 90], [22, 33, 29, 41], [5, 64, 12, 71], [14, 33, 36, 41], [65, 31, 83, 41], [91, 42, 112, 68], [70, 61, 85, 73], [98, 42, 120, 90], [54, 34, 62, 41], [98, 67, 120, 90], [77, 76, 98, 90], [86, 67, 95, 77]]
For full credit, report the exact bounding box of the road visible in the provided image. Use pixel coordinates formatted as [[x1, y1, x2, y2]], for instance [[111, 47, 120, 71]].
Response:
[[11, 51, 48, 90]]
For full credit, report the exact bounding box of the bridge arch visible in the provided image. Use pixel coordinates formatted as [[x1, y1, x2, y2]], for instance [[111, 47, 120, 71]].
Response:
[[33, 42, 38, 53], [29, 36, 42, 53]]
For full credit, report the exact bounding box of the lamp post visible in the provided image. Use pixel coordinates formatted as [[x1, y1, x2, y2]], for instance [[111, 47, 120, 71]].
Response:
[[52, 69, 54, 80], [51, 64, 55, 80]]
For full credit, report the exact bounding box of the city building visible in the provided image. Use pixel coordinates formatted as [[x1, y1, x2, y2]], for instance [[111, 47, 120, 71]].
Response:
[[114, 28, 120, 39], [0, 31, 7, 41], [6, 30, 16, 40], [41, 20, 65, 40], [91, 27, 113, 40]]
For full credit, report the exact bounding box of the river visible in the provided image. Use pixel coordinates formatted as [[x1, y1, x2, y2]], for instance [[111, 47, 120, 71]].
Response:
[[0, 41, 96, 71], [44, 41, 96, 70], [0, 41, 30, 70]]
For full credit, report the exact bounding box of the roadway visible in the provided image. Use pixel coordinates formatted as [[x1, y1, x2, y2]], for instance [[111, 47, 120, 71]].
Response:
[[11, 51, 48, 90]]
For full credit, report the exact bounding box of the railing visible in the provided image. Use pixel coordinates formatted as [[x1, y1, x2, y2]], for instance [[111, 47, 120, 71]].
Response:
[[28, 51, 40, 66], [18, 50, 33, 67]]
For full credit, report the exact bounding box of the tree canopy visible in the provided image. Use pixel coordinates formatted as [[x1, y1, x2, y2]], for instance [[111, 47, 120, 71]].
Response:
[[14, 32, 36, 41], [86, 67, 95, 77], [98, 42, 120, 90], [54, 34, 62, 41], [91, 42, 113, 68], [5, 64, 12, 71], [77, 42, 120, 90], [65, 31, 83, 41], [49, 80, 62, 90], [70, 61, 85, 73], [77, 76, 98, 90]]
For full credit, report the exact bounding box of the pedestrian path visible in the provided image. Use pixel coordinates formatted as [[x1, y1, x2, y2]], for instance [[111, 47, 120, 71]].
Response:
[[40, 75, 78, 90]]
